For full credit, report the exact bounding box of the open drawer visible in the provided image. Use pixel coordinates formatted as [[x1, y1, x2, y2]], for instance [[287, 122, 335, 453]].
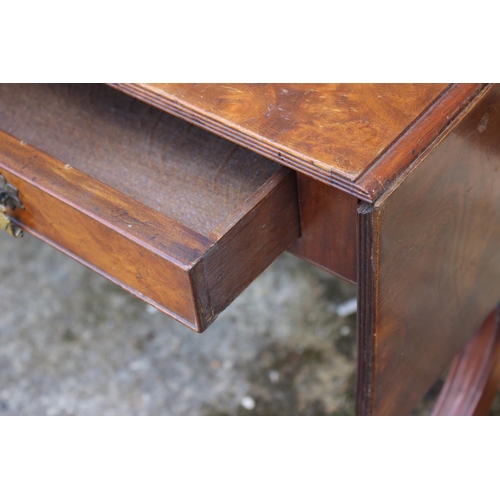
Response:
[[0, 84, 299, 331]]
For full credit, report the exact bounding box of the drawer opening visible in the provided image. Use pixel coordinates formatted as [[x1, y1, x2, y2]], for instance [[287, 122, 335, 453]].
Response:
[[0, 84, 300, 331], [0, 83, 281, 236]]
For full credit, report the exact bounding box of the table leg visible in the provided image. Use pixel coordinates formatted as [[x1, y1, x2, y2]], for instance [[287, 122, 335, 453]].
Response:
[[432, 305, 500, 416]]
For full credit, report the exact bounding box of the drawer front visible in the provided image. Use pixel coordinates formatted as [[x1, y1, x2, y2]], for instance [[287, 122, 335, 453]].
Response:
[[0, 84, 300, 332]]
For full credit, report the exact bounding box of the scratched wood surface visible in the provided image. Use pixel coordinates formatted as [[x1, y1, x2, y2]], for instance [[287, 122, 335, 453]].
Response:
[[110, 83, 483, 201], [357, 84, 500, 415], [0, 83, 280, 236]]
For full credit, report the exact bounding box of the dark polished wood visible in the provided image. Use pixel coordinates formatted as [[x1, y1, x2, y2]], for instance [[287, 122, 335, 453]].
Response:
[[289, 174, 357, 284], [432, 306, 500, 416], [357, 84, 500, 415], [0, 84, 300, 332]]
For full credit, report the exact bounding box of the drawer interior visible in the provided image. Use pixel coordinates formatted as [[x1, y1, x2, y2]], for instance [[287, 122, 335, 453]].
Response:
[[0, 83, 280, 236], [0, 84, 299, 331]]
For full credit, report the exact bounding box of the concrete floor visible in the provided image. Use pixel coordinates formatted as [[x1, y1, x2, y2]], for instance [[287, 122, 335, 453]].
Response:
[[1, 232, 498, 415], [0, 232, 360, 415]]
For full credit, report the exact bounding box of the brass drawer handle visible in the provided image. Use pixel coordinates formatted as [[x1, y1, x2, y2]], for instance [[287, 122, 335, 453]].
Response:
[[0, 174, 24, 238]]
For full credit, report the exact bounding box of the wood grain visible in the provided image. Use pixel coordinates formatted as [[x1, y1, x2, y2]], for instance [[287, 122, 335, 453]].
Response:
[[357, 84, 500, 415], [110, 83, 456, 201], [289, 174, 357, 283], [0, 83, 280, 236]]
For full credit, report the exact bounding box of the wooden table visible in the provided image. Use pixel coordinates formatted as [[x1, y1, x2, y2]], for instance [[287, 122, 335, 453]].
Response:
[[1, 83, 499, 415]]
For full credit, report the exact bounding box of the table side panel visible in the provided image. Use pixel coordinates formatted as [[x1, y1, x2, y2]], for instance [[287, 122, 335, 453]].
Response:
[[357, 84, 500, 415]]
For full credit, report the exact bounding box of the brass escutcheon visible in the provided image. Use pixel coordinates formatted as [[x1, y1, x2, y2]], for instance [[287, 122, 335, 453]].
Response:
[[0, 174, 24, 238]]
